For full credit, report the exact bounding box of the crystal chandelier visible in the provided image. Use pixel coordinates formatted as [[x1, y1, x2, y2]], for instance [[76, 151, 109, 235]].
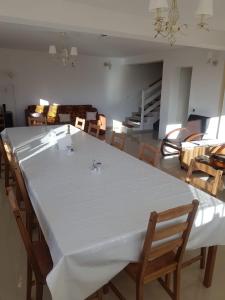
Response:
[[49, 33, 78, 67], [149, 0, 214, 45]]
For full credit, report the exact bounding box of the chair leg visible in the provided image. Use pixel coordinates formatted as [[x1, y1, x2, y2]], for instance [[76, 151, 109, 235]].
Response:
[[136, 281, 144, 300], [5, 163, 9, 191], [26, 261, 32, 300], [97, 290, 103, 300], [173, 270, 181, 300], [103, 284, 110, 295], [200, 247, 207, 269], [165, 274, 171, 289], [0, 152, 2, 178], [36, 282, 43, 300], [109, 282, 126, 300]]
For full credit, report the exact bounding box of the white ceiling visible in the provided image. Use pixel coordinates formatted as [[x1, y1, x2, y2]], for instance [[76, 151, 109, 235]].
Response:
[[69, 0, 225, 30], [0, 0, 224, 56], [0, 22, 171, 57], [67, 0, 151, 16]]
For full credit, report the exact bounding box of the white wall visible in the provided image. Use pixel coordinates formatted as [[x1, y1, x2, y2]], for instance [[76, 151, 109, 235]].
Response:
[[0, 48, 162, 126], [125, 48, 225, 138], [175, 67, 192, 127]]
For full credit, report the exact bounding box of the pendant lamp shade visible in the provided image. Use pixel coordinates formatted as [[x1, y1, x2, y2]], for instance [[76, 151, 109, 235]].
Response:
[[149, 0, 168, 12], [49, 45, 57, 55], [196, 0, 214, 17]]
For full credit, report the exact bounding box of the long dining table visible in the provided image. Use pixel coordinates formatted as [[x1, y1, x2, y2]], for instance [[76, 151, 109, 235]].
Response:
[[2, 125, 225, 300]]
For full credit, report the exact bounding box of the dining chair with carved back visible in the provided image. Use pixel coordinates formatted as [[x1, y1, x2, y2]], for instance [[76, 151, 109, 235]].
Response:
[[88, 123, 100, 138], [138, 143, 161, 167], [110, 131, 126, 151], [75, 117, 86, 131], [110, 200, 199, 300]]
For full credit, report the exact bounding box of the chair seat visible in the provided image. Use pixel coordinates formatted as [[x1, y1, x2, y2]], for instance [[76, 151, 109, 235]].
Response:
[[126, 251, 177, 283], [33, 241, 53, 282]]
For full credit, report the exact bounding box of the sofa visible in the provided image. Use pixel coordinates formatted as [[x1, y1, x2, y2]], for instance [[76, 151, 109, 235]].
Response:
[[25, 104, 107, 134]]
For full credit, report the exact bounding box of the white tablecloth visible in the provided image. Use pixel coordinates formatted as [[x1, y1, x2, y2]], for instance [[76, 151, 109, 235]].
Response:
[[2, 125, 225, 300]]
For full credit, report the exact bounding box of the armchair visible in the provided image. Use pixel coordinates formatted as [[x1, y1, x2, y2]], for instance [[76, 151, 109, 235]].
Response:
[[161, 128, 204, 157]]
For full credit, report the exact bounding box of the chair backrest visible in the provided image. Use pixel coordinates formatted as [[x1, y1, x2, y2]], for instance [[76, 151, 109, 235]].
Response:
[[7, 187, 44, 282], [110, 131, 126, 151], [75, 117, 85, 131], [0, 137, 13, 164], [210, 144, 225, 155], [139, 143, 161, 167], [0, 137, 8, 162], [139, 200, 199, 278], [9, 158, 33, 215], [88, 123, 100, 138], [28, 116, 47, 126], [186, 159, 223, 196]]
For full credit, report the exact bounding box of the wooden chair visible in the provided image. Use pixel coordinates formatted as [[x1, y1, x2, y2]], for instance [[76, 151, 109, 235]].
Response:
[[0, 137, 13, 190], [28, 115, 47, 126], [161, 128, 204, 157], [138, 143, 161, 167], [203, 144, 225, 170], [110, 131, 126, 151], [7, 187, 53, 300], [9, 158, 35, 235], [75, 117, 86, 131], [0, 137, 5, 178], [86, 291, 103, 300], [184, 160, 223, 272], [111, 200, 199, 300], [88, 123, 100, 138], [186, 159, 223, 196]]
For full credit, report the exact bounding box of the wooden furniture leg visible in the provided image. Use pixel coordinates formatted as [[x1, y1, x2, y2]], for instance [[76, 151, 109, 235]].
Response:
[[203, 246, 218, 288], [5, 162, 10, 192], [36, 283, 43, 300], [26, 261, 32, 300], [200, 247, 207, 269], [0, 152, 2, 178]]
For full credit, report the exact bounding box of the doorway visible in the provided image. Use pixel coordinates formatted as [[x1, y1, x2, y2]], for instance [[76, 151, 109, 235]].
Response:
[[177, 67, 192, 127], [0, 84, 16, 125]]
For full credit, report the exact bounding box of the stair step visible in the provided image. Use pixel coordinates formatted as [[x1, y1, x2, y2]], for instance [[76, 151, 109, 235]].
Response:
[[128, 118, 141, 123], [123, 78, 162, 132], [122, 122, 134, 128], [127, 120, 141, 127], [132, 112, 141, 117]]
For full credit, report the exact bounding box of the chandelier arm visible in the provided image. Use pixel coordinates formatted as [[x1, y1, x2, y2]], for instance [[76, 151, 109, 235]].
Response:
[[150, 0, 212, 45]]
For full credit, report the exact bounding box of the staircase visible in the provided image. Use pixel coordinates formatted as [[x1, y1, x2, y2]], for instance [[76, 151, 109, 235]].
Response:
[[123, 78, 162, 131]]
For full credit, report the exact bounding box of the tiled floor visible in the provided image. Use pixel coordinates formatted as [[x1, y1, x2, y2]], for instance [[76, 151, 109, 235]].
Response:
[[0, 131, 225, 300]]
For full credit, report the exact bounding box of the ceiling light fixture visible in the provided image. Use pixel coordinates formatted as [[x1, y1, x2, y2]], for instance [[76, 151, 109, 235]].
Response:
[[196, 0, 214, 30], [149, 0, 214, 45], [49, 33, 78, 67]]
